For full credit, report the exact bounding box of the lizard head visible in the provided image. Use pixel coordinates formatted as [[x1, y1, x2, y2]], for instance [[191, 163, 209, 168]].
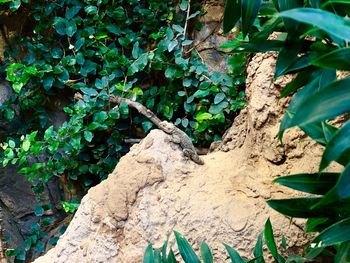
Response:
[[159, 121, 175, 133]]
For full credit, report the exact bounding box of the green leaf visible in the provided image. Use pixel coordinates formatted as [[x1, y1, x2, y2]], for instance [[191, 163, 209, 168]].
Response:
[[22, 140, 31, 152], [280, 69, 313, 97], [161, 241, 168, 263], [281, 77, 350, 131], [224, 243, 245, 263], [277, 0, 304, 33], [334, 240, 350, 263], [23, 238, 32, 251], [267, 197, 332, 218], [65, 20, 77, 37], [279, 8, 350, 42], [34, 205, 44, 216], [167, 249, 176, 263], [275, 41, 302, 78], [241, 0, 262, 36], [66, 6, 81, 19], [85, 5, 98, 15], [223, 0, 241, 33], [193, 89, 210, 98], [313, 218, 350, 247], [214, 93, 225, 104], [253, 231, 264, 263], [154, 249, 161, 263], [264, 219, 283, 263], [209, 101, 228, 115], [93, 111, 108, 123], [318, 164, 350, 204], [321, 120, 350, 170], [81, 87, 98, 96], [84, 131, 93, 142], [306, 218, 330, 233], [174, 231, 200, 263], [200, 242, 213, 263], [311, 48, 350, 70], [195, 112, 213, 122], [274, 173, 339, 195], [143, 244, 154, 263]]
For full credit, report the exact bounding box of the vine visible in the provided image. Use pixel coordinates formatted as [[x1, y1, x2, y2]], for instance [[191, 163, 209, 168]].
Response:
[[0, 0, 246, 260]]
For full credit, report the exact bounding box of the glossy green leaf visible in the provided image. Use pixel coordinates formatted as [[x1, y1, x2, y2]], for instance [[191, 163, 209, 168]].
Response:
[[311, 48, 350, 70], [335, 240, 350, 263], [223, 0, 241, 33], [274, 173, 339, 195], [253, 231, 264, 263], [224, 243, 245, 263], [200, 242, 213, 263], [282, 77, 350, 130], [275, 41, 302, 78], [241, 0, 262, 36], [154, 249, 161, 263], [264, 219, 284, 263], [279, 69, 336, 139], [235, 40, 284, 53], [279, 8, 350, 42], [280, 69, 313, 98], [301, 122, 338, 146], [305, 218, 330, 233], [267, 197, 334, 218], [321, 121, 350, 170], [143, 244, 154, 263], [313, 218, 350, 246], [167, 249, 176, 263], [161, 241, 168, 263], [174, 231, 200, 263], [278, 0, 304, 33]]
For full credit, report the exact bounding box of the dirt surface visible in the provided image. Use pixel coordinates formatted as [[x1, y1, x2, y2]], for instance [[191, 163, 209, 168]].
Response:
[[32, 52, 338, 263]]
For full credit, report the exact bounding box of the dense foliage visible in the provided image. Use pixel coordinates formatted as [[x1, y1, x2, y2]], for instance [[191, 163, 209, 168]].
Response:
[[0, 0, 246, 260], [223, 0, 350, 262], [145, 0, 350, 262]]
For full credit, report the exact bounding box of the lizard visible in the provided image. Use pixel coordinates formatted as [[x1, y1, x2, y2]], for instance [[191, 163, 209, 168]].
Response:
[[158, 120, 204, 165], [76, 94, 205, 165]]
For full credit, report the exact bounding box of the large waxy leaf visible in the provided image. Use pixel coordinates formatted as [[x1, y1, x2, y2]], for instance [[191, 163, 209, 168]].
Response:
[[301, 122, 338, 146], [282, 77, 350, 130], [274, 173, 339, 195], [223, 0, 241, 33], [200, 242, 213, 263], [314, 166, 350, 208], [279, 8, 350, 42], [311, 48, 350, 70], [174, 231, 200, 263], [275, 41, 302, 78], [321, 121, 350, 170], [224, 243, 245, 263], [306, 218, 331, 233], [264, 219, 284, 263], [234, 40, 284, 52], [279, 69, 336, 139], [241, 0, 262, 36], [280, 69, 313, 98], [253, 231, 265, 263], [143, 244, 154, 263], [313, 218, 350, 246], [278, 0, 304, 33], [267, 197, 336, 218], [334, 241, 350, 263]]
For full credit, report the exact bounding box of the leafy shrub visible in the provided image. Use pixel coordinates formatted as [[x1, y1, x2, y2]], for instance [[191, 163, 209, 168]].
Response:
[[0, 0, 246, 260], [223, 0, 350, 261]]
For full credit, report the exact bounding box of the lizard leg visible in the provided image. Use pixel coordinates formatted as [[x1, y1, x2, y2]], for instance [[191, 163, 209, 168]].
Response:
[[170, 134, 181, 144], [183, 148, 194, 158]]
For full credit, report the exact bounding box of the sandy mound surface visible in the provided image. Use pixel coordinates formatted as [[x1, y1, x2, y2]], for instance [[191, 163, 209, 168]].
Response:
[[33, 53, 328, 263]]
